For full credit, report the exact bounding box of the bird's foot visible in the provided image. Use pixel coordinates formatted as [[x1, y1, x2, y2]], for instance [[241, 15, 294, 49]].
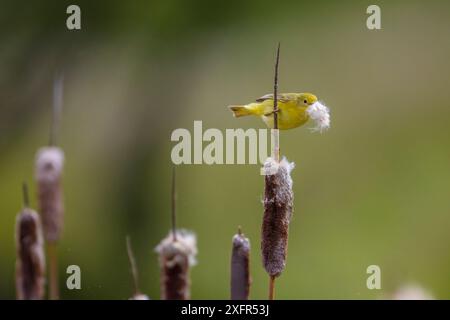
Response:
[[264, 109, 280, 117]]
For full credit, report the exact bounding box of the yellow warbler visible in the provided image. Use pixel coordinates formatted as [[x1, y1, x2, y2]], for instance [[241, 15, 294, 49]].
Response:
[[228, 93, 330, 131]]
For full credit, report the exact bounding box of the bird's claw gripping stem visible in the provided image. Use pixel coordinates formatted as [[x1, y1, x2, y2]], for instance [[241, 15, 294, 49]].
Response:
[[264, 109, 280, 117]]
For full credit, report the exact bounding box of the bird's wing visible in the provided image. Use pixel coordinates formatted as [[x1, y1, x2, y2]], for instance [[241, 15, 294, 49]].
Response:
[[255, 93, 296, 103]]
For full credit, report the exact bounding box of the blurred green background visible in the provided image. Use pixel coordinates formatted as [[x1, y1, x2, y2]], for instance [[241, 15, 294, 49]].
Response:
[[1, 0, 450, 299]]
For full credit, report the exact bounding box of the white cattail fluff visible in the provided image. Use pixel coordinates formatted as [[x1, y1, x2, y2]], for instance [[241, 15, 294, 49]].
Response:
[[155, 229, 198, 267], [129, 293, 150, 300], [306, 101, 331, 132], [392, 284, 434, 300], [35, 146, 65, 242], [155, 229, 197, 300]]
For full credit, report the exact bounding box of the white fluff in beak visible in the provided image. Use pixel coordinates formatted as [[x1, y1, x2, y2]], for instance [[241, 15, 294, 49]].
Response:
[[306, 101, 331, 133]]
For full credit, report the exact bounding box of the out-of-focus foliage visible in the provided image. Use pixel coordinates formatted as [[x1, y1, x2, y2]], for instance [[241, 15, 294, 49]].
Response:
[[1, 0, 450, 299]]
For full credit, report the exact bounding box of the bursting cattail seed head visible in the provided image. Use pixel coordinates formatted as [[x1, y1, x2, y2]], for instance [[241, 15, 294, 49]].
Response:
[[16, 208, 46, 300], [155, 229, 197, 300], [231, 229, 251, 300], [35, 146, 64, 242], [261, 157, 294, 277]]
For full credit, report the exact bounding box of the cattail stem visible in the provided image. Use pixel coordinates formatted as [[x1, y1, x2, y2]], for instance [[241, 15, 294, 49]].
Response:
[[272, 43, 280, 162], [47, 243, 59, 299], [155, 169, 198, 299], [262, 43, 291, 301], [268, 276, 276, 300], [126, 236, 149, 300], [22, 182, 30, 208], [50, 73, 63, 147], [231, 227, 251, 300], [36, 77, 65, 299], [126, 236, 140, 295], [171, 167, 177, 242]]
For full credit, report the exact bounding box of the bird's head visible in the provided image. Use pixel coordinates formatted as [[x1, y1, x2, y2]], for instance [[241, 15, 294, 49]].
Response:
[[297, 93, 318, 107]]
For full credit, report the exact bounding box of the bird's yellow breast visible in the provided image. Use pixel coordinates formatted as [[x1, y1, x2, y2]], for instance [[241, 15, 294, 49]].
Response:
[[260, 100, 309, 130]]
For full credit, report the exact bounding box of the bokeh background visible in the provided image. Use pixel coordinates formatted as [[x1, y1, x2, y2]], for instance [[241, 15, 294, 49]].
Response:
[[1, 0, 450, 299]]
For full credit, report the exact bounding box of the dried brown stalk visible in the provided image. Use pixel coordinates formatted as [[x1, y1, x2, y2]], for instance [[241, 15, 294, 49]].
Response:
[[126, 236, 149, 300], [272, 42, 280, 162], [35, 74, 66, 300], [155, 168, 197, 299], [261, 44, 295, 300]]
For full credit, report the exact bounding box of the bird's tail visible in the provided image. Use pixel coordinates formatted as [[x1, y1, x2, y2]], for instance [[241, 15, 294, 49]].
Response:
[[228, 105, 253, 117]]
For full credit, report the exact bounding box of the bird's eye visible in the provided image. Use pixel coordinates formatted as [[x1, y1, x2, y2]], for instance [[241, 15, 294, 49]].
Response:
[[304, 99, 308, 104]]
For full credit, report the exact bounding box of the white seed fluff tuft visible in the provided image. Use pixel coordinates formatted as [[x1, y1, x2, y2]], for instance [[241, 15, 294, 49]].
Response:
[[35, 147, 65, 182], [306, 101, 331, 133], [262, 157, 295, 177], [155, 229, 198, 267], [129, 293, 150, 300], [392, 284, 434, 300]]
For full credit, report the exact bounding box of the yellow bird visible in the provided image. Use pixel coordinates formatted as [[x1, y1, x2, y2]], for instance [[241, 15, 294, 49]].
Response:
[[228, 92, 319, 130]]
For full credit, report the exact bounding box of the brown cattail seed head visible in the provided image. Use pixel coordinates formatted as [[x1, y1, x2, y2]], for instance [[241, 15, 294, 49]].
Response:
[[261, 157, 294, 277], [231, 230, 251, 300], [155, 229, 197, 300], [35, 146, 64, 242], [16, 208, 46, 300]]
